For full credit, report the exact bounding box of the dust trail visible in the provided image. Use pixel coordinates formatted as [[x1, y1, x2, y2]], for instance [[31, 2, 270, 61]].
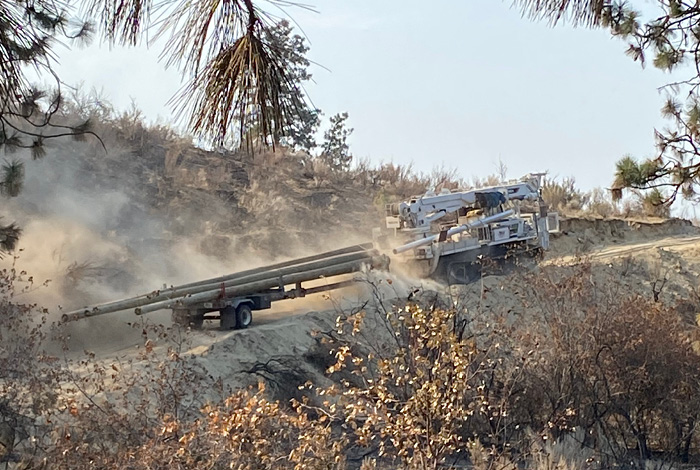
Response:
[[0, 140, 377, 355], [0, 142, 254, 353]]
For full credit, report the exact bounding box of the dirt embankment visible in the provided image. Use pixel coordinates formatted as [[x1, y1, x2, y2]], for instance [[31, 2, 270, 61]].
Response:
[[550, 216, 700, 256]]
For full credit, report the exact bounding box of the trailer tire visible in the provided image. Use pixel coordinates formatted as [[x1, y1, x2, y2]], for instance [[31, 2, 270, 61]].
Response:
[[235, 304, 253, 329]]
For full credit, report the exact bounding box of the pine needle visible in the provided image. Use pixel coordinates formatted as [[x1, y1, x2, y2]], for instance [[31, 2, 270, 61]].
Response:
[[84, 0, 153, 45], [514, 0, 608, 26], [171, 25, 301, 146], [0, 159, 24, 197], [0, 220, 21, 256]]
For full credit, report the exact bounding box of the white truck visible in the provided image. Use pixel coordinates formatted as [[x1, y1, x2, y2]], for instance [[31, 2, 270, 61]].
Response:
[[383, 173, 559, 284]]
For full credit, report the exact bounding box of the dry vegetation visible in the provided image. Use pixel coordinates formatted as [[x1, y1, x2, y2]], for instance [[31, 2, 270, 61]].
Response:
[[541, 177, 671, 220], [3, 248, 700, 469], [30, 92, 671, 262]]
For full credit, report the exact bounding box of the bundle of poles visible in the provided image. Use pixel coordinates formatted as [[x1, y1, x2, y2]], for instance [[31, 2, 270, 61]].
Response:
[[62, 243, 386, 323]]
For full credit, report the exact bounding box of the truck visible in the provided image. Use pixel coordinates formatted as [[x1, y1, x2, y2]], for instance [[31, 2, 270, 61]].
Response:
[[382, 173, 558, 284]]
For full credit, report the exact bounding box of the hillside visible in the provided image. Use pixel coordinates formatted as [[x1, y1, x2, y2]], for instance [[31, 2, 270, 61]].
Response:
[[4, 113, 700, 469], [20, 215, 698, 470], [85, 216, 700, 394]]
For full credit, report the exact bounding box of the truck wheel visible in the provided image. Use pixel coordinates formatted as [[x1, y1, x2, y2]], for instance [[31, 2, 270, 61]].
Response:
[[235, 304, 253, 329]]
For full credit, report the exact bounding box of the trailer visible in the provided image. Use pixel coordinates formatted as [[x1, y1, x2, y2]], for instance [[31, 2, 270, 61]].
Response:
[[62, 244, 388, 330]]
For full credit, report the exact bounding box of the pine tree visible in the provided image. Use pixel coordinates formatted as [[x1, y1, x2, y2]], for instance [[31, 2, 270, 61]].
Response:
[[151, 0, 309, 146], [0, 0, 303, 254], [263, 20, 320, 151], [2, 0, 309, 152], [0, 0, 93, 155], [0, 221, 20, 257], [518, 0, 700, 206], [320, 113, 353, 172]]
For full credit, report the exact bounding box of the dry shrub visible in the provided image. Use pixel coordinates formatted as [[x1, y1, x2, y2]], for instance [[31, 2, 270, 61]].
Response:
[[506, 263, 700, 464], [46, 382, 344, 470], [3, 261, 700, 469], [0, 264, 60, 463], [541, 177, 588, 212], [586, 187, 617, 218], [542, 177, 671, 220], [0, 263, 225, 468], [175, 384, 344, 470], [312, 263, 700, 469], [352, 161, 429, 205], [312, 302, 524, 470]]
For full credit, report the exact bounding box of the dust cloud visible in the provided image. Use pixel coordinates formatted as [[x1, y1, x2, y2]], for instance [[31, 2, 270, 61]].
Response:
[[0, 140, 378, 354], [0, 147, 254, 352]]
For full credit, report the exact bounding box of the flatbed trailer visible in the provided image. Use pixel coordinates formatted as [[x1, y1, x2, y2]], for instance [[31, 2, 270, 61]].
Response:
[[172, 279, 359, 329], [62, 244, 388, 330]]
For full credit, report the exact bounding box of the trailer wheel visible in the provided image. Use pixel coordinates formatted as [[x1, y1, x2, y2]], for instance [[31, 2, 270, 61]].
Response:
[[235, 304, 253, 329]]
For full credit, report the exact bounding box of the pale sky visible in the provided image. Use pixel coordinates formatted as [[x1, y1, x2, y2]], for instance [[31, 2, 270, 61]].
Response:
[[53, 0, 673, 192]]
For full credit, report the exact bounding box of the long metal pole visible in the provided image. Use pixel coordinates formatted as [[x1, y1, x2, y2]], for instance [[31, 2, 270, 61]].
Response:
[[62, 252, 375, 321], [392, 209, 515, 254], [173, 242, 374, 290], [63, 243, 373, 319], [133, 258, 375, 316]]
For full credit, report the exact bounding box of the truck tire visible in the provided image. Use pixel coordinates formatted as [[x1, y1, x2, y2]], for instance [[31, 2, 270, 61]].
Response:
[[235, 304, 253, 329]]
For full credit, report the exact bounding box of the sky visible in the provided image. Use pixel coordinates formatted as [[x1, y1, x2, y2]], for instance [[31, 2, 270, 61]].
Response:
[[52, 0, 674, 193]]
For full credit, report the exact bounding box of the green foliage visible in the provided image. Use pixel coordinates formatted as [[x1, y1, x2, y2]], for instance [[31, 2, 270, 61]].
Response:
[[0, 221, 21, 255], [0, 1, 93, 154], [0, 160, 24, 198], [1, 0, 310, 150], [612, 155, 666, 199], [0, 0, 97, 258], [0, 159, 24, 256], [641, 187, 671, 218], [265, 20, 320, 151], [156, 0, 309, 147], [541, 174, 671, 219], [515, 0, 608, 26], [519, 0, 700, 206], [320, 112, 354, 172]]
